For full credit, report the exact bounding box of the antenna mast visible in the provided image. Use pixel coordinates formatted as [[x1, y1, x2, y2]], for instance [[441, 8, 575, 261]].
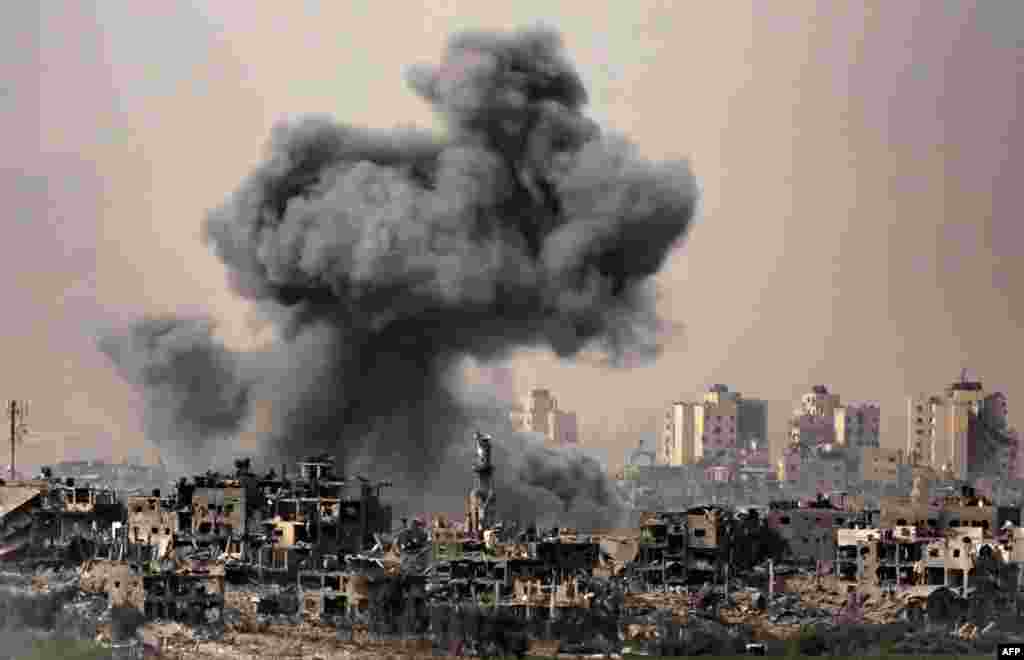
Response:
[[7, 399, 29, 480]]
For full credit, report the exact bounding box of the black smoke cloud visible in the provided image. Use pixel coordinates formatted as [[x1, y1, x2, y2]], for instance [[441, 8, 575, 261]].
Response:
[[98, 318, 251, 470], [101, 26, 699, 519], [435, 381, 626, 530]]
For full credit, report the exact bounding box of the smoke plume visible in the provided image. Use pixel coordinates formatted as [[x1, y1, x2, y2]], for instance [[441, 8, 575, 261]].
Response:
[[101, 26, 699, 520], [99, 317, 253, 472]]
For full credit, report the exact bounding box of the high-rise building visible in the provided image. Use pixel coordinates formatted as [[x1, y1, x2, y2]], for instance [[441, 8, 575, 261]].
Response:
[[659, 385, 766, 466], [736, 437, 773, 485], [834, 404, 881, 449], [789, 385, 841, 451], [906, 372, 1012, 481], [787, 386, 879, 454], [737, 397, 768, 447], [789, 414, 836, 451], [550, 409, 579, 448], [1010, 429, 1024, 480], [906, 394, 946, 468], [798, 385, 842, 419], [946, 379, 984, 480], [784, 385, 881, 492], [662, 401, 700, 464], [859, 447, 904, 483], [695, 385, 739, 464], [509, 388, 579, 448]]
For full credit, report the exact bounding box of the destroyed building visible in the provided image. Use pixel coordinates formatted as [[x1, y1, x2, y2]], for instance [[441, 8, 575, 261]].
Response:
[[0, 485, 43, 558], [285, 437, 605, 627], [832, 486, 1024, 595], [767, 503, 842, 563], [634, 511, 688, 589], [0, 476, 121, 558], [256, 455, 393, 578], [9, 432, 1024, 655]]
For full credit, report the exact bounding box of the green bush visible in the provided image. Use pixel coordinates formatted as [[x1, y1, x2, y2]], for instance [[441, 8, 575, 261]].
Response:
[[14, 639, 108, 660]]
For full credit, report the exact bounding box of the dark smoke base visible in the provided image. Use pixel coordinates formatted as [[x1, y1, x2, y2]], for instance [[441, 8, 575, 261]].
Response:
[[99, 25, 699, 527]]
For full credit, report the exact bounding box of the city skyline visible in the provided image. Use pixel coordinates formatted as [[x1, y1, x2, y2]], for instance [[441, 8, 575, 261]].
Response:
[[8, 2, 1023, 477]]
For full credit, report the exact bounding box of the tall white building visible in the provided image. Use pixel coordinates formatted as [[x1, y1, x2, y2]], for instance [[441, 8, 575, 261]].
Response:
[[662, 401, 700, 464], [906, 394, 947, 469]]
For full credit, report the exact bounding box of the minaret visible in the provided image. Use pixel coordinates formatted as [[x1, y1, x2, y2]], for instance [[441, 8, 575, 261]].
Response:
[[467, 431, 496, 536]]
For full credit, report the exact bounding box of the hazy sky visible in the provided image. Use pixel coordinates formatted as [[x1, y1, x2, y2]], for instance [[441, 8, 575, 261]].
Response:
[[8, 1, 1022, 469]]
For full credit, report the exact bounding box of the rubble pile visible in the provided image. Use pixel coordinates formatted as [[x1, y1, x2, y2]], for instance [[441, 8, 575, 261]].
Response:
[[7, 447, 1024, 657], [623, 591, 689, 618], [885, 621, 1024, 656], [148, 622, 444, 660]]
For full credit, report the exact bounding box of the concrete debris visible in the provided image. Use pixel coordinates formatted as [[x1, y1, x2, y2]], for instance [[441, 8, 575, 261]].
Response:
[[957, 621, 978, 640], [6, 452, 1024, 658]]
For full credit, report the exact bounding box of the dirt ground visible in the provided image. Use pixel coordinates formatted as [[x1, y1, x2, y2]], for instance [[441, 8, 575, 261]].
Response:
[[147, 623, 436, 660]]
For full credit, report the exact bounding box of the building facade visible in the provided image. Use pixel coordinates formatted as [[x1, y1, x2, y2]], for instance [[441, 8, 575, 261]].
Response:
[[695, 386, 739, 464], [859, 447, 904, 484], [798, 385, 842, 420], [788, 386, 842, 452], [736, 440, 774, 485], [550, 409, 579, 448], [834, 404, 881, 449], [510, 388, 580, 448], [659, 385, 766, 467], [662, 402, 699, 465], [906, 395, 946, 468], [906, 373, 1015, 480], [789, 414, 836, 452], [1011, 429, 1024, 480]]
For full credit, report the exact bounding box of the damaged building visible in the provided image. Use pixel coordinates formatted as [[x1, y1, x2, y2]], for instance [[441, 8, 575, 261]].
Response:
[[833, 486, 1024, 594], [0, 476, 121, 558], [634, 511, 688, 589], [9, 424, 1024, 655], [0, 485, 43, 558], [256, 455, 393, 579], [627, 506, 745, 591], [767, 501, 843, 564], [101, 454, 396, 627]]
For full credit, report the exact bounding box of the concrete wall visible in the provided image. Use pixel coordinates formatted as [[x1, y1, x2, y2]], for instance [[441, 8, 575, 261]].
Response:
[[192, 487, 246, 535], [861, 448, 902, 483], [126, 496, 178, 552], [768, 508, 837, 561], [686, 510, 719, 549], [835, 404, 881, 449]]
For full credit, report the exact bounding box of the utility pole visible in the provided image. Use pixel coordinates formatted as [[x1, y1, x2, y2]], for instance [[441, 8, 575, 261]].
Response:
[[7, 400, 28, 480]]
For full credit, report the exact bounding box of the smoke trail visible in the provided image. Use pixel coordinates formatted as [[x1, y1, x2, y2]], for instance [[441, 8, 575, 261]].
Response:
[[101, 25, 699, 513]]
